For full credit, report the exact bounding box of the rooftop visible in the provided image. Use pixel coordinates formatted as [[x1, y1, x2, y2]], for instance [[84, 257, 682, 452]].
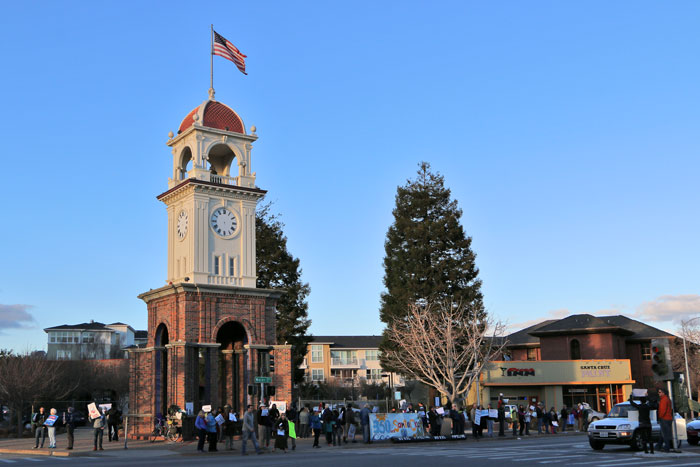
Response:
[[310, 335, 383, 349]]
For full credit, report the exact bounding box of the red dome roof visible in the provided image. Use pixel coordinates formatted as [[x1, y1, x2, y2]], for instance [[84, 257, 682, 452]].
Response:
[[178, 100, 245, 134]]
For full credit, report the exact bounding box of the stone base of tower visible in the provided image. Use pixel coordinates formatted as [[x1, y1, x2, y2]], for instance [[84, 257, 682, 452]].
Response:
[[127, 282, 291, 439]]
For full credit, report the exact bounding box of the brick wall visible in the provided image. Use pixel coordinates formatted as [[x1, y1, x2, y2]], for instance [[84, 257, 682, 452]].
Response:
[[129, 284, 287, 438]]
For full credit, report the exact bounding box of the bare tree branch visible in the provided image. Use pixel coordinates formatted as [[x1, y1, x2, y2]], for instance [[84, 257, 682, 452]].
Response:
[[382, 301, 507, 403]]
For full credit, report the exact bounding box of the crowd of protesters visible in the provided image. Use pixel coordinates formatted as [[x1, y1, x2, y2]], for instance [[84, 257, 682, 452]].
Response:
[[29, 403, 122, 451], [25, 389, 680, 454]]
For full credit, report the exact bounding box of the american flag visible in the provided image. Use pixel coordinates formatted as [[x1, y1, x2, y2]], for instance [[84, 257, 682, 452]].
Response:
[[213, 30, 247, 75]]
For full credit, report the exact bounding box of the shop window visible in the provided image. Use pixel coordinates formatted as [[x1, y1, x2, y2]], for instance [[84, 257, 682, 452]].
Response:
[[527, 348, 537, 361], [641, 343, 651, 360], [570, 339, 581, 360]]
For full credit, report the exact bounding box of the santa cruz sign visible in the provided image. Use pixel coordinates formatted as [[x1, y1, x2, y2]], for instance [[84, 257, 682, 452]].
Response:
[[484, 360, 633, 386]]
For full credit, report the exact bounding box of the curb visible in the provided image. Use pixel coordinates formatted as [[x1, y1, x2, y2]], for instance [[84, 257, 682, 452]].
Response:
[[0, 448, 71, 457]]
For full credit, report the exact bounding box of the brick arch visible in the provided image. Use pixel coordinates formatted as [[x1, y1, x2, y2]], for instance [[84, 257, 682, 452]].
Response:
[[152, 319, 173, 347], [212, 316, 256, 344]]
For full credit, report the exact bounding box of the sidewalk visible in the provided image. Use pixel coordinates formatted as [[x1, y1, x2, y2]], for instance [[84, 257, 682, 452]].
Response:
[[0, 428, 590, 458], [0, 427, 185, 457]]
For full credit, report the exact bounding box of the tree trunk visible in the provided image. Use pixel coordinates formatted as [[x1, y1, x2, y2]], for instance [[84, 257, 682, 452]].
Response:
[[15, 402, 23, 438]]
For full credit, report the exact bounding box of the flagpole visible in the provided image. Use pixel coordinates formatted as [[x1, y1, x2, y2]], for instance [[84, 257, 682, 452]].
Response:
[[210, 24, 214, 99]]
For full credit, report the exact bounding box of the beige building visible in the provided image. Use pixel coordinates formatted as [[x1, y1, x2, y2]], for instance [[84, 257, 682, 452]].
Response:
[[301, 336, 403, 387]]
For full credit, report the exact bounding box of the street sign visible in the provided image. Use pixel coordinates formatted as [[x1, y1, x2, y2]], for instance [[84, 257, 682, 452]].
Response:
[[255, 376, 272, 383]]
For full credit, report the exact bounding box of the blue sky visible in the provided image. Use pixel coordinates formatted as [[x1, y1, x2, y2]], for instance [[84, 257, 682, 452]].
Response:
[[2, 1, 700, 351]]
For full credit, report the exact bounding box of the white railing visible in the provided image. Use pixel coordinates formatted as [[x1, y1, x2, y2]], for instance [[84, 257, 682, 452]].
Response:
[[331, 357, 359, 367], [208, 275, 241, 286], [210, 174, 238, 186]]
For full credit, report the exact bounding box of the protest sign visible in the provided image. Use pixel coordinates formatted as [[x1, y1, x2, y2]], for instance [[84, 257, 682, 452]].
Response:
[[488, 409, 498, 418], [87, 403, 100, 420], [552, 421, 559, 427], [202, 405, 212, 413], [185, 402, 193, 415], [632, 388, 648, 398], [369, 413, 426, 441], [44, 415, 58, 426], [229, 413, 237, 422], [99, 403, 112, 413], [215, 414, 225, 425], [270, 400, 287, 414], [474, 411, 481, 425], [436, 407, 445, 415], [289, 421, 296, 439]]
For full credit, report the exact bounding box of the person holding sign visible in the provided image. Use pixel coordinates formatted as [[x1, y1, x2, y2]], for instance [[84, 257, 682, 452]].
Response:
[[222, 405, 236, 450], [273, 412, 289, 453], [629, 393, 656, 454], [46, 408, 58, 448]]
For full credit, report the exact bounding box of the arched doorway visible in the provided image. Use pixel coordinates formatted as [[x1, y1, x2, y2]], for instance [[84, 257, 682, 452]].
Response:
[[216, 322, 247, 412], [155, 324, 169, 417]]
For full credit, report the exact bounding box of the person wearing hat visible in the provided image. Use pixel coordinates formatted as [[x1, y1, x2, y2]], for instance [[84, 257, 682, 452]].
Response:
[[257, 402, 271, 448]]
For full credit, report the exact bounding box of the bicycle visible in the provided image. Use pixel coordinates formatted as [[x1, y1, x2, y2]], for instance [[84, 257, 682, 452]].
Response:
[[149, 418, 166, 443]]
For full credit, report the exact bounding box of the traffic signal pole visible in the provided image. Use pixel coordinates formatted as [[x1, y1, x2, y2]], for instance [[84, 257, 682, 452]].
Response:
[[668, 380, 679, 451]]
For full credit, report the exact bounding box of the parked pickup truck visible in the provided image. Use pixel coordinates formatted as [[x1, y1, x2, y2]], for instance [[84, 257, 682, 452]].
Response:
[[587, 402, 660, 451]]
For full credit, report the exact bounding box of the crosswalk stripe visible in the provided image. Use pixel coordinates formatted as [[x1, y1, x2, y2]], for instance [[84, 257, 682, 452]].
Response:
[[594, 461, 670, 467], [0, 460, 17, 464], [21, 459, 42, 463]]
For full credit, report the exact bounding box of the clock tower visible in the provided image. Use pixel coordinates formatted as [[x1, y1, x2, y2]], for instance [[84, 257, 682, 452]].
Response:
[[128, 91, 292, 439], [161, 90, 261, 287]]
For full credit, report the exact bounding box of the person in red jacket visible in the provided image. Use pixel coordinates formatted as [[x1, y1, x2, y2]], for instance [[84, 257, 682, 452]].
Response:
[[657, 388, 673, 452]]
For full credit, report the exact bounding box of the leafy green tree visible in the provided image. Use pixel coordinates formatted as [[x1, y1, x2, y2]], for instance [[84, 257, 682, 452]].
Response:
[[256, 204, 312, 385], [380, 162, 485, 363]]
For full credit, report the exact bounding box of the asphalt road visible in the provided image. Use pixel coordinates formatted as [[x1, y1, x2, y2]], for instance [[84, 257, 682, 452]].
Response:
[[1, 434, 699, 466]]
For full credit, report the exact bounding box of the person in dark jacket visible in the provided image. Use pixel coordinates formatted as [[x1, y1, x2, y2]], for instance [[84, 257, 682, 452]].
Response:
[[560, 405, 568, 433], [107, 406, 121, 442], [629, 394, 656, 454], [273, 413, 289, 453], [286, 404, 297, 450], [518, 405, 529, 436], [32, 407, 47, 449], [428, 406, 441, 437], [63, 407, 76, 450]]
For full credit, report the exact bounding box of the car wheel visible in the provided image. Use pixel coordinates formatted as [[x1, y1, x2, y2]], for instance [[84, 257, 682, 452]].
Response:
[[689, 438, 698, 446], [589, 439, 605, 450], [631, 431, 643, 451]]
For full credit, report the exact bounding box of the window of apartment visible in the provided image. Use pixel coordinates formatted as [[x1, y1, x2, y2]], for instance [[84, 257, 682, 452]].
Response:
[[311, 345, 323, 363], [527, 348, 537, 361], [214, 256, 220, 275], [82, 332, 95, 344], [331, 350, 357, 365], [312, 369, 324, 381], [56, 350, 72, 360], [367, 369, 383, 380], [570, 339, 581, 360], [641, 343, 651, 361], [365, 350, 379, 361], [229, 258, 235, 276], [53, 331, 80, 343]]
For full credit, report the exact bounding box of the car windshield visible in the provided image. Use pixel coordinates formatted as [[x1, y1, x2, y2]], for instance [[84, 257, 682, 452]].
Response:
[[607, 404, 635, 418]]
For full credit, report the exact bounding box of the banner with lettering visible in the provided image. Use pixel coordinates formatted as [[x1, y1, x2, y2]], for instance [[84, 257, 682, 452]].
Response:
[[369, 413, 426, 441]]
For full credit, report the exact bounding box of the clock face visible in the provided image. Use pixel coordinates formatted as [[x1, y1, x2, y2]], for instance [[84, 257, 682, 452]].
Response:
[[177, 210, 188, 239], [210, 207, 238, 238]]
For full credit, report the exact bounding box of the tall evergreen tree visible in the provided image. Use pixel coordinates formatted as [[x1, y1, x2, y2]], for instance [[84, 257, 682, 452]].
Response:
[[256, 204, 312, 384], [380, 162, 484, 359]]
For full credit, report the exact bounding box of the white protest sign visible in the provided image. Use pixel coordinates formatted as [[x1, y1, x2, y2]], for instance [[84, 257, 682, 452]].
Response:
[[436, 407, 445, 415], [489, 409, 498, 418], [229, 413, 237, 422], [87, 403, 100, 420], [202, 405, 212, 413], [474, 411, 481, 425]]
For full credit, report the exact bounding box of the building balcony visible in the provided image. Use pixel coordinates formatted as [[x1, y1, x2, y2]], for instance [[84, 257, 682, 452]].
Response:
[[331, 357, 359, 367]]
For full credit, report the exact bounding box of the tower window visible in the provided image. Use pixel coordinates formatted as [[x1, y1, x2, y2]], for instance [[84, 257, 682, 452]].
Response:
[[570, 339, 581, 360], [229, 258, 234, 276], [214, 256, 220, 275]]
